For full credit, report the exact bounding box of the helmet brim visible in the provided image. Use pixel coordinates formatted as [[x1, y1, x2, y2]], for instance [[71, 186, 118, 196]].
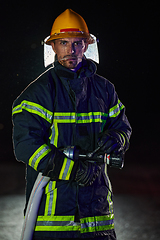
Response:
[[45, 31, 95, 45]]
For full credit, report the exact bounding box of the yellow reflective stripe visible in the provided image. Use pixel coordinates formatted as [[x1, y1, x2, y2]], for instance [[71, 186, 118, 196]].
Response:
[[80, 214, 114, 233], [12, 100, 53, 123], [54, 112, 76, 123], [35, 225, 80, 231], [66, 160, 74, 180], [52, 111, 108, 149], [35, 215, 81, 232], [37, 215, 75, 221], [45, 181, 55, 194], [29, 144, 51, 171], [59, 157, 74, 180], [119, 132, 126, 146], [45, 190, 51, 216], [53, 122, 58, 147], [109, 99, 124, 118], [35, 214, 114, 233], [107, 187, 114, 214], [45, 181, 57, 216], [76, 112, 107, 123], [52, 188, 57, 215], [53, 112, 108, 123], [121, 130, 130, 145]]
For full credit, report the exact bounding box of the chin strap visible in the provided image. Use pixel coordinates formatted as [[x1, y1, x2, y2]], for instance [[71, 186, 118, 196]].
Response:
[[43, 34, 99, 68]]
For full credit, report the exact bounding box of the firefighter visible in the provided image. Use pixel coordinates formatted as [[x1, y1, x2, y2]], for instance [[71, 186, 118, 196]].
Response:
[[12, 9, 132, 240]]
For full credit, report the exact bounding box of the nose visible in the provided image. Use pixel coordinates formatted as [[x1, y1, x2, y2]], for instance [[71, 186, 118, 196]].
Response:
[[67, 43, 76, 54]]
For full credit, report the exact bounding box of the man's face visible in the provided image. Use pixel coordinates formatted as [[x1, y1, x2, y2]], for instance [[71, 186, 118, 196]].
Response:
[[51, 37, 88, 69]]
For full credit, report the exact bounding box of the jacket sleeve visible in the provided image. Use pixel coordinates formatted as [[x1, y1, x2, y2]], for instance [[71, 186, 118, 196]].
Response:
[[12, 79, 77, 181], [103, 81, 132, 152]]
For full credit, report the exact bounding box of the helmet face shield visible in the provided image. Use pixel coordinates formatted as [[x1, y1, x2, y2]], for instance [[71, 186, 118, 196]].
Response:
[[84, 34, 99, 64], [44, 34, 99, 67]]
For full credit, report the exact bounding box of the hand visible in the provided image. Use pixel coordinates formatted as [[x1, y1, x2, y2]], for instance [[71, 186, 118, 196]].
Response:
[[58, 146, 101, 186], [96, 129, 125, 155], [75, 160, 101, 186]]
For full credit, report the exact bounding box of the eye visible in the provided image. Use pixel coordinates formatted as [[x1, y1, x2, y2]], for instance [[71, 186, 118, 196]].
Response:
[[60, 41, 67, 45], [74, 41, 82, 46]]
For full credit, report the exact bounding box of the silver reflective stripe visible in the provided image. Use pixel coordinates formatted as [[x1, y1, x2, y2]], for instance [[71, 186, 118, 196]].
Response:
[[61, 158, 73, 180], [81, 218, 114, 229], [59, 157, 74, 180], [53, 112, 108, 124], [45, 181, 57, 216], [80, 214, 114, 233], [109, 100, 124, 118], [29, 144, 51, 170], [76, 114, 101, 121], [12, 100, 53, 124], [36, 220, 80, 227], [48, 183, 54, 216], [54, 115, 76, 120]]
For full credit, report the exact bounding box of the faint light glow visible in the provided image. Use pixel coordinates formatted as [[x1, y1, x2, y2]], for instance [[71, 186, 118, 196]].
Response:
[[0, 123, 4, 130], [31, 43, 37, 49]]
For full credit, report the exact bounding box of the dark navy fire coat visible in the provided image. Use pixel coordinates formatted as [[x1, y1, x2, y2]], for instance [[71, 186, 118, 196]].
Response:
[[12, 59, 132, 239]]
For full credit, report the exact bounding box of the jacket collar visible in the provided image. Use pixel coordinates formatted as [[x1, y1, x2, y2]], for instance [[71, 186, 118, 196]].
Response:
[[53, 58, 97, 80]]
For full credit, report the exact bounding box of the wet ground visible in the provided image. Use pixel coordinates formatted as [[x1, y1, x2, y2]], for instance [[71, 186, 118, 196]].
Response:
[[0, 161, 160, 240]]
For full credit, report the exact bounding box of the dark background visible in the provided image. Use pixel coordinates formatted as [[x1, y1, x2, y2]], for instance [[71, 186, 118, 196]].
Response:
[[0, 3, 159, 239], [0, 1, 159, 168]]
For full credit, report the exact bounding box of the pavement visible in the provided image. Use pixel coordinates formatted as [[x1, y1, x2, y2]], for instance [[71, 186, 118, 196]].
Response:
[[0, 161, 160, 240]]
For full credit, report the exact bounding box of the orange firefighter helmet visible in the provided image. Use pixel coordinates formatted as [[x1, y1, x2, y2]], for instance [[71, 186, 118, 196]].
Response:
[[46, 9, 94, 45]]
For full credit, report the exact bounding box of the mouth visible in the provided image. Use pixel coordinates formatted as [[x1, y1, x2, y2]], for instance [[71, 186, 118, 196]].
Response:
[[67, 58, 76, 61], [58, 55, 82, 69], [62, 55, 77, 61]]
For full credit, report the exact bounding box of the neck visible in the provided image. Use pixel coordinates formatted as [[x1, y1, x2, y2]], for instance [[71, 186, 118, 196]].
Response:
[[71, 61, 83, 72]]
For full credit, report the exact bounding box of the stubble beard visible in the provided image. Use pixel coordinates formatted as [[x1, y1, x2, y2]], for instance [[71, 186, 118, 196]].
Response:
[[58, 55, 82, 69]]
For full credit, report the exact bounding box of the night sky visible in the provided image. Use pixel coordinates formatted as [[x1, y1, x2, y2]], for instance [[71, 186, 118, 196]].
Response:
[[0, 1, 159, 165]]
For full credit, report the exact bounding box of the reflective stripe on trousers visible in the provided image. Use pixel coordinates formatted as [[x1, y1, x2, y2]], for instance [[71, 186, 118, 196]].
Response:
[[35, 214, 114, 233]]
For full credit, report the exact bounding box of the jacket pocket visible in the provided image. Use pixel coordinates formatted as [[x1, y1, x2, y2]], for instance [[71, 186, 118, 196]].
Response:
[[93, 168, 114, 215]]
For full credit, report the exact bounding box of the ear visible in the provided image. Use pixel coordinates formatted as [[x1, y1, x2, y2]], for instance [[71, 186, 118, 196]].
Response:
[[50, 42, 56, 54]]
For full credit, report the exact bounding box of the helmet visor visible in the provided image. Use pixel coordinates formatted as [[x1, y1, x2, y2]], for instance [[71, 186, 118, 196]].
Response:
[[44, 34, 99, 67]]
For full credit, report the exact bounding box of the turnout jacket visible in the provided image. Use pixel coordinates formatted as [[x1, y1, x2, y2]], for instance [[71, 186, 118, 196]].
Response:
[[12, 59, 131, 239]]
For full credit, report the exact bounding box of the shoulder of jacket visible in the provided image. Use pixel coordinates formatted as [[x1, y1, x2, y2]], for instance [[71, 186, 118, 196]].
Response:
[[24, 66, 54, 92], [33, 66, 54, 82], [13, 66, 54, 105], [28, 66, 54, 87], [93, 73, 115, 89]]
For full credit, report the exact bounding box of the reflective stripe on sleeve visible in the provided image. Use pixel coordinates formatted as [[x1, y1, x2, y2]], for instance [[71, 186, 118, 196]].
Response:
[[121, 130, 130, 145], [12, 100, 53, 124], [119, 132, 126, 146], [59, 157, 74, 180], [109, 99, 124, 118], [29, 144, 51, 171]]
